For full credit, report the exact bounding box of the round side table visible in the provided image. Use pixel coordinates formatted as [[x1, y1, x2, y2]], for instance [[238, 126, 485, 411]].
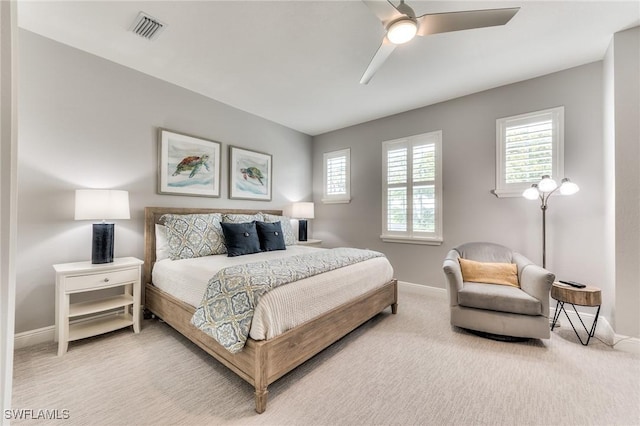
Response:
[[550, 282, 601, 346]]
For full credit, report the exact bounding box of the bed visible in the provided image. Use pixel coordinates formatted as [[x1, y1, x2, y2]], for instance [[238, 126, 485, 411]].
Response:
[[143, 207, 398, 413]]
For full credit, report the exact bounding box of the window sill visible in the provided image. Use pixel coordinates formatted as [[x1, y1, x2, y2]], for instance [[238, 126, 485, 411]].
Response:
[[492, 189, 527, 198], [321, 198, 351, 204], [380, 236, 443, 246]]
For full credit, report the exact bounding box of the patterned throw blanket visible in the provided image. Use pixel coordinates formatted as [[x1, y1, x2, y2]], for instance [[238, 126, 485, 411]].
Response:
[[191, 248, 385, 353]]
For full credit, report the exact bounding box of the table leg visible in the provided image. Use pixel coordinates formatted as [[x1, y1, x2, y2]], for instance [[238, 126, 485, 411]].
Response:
[[559, 303, 601, 346], [550, 300, 563, 330]]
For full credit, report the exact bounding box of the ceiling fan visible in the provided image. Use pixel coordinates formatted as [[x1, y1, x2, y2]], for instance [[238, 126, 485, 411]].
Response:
[[360, 0, 520, 84]]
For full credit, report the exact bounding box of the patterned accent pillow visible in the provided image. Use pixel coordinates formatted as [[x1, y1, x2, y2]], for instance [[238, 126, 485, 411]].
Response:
[[222, 213, 264, 223], [161, 213, 226, 260], [261, 213, 296, 245]]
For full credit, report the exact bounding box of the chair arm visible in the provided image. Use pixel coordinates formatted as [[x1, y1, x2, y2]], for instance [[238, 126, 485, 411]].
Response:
[[519, 264, 555, 316], [442, 249, 463, 307]]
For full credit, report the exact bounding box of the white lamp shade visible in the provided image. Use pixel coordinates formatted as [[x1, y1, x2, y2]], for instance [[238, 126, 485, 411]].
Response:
[[537, 176, 558, 193], [522, 186, 540, 200], [75, 189, 130, 220], [560, 179, 580, 195], [290, 202, 315, 219]]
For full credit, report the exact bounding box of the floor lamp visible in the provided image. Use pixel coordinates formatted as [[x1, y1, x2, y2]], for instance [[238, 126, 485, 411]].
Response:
[[522, 175, 579, 268]]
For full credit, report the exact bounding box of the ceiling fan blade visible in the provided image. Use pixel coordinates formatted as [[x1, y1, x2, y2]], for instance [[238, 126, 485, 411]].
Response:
[[360, 38, 397, 85], [416, 7, 519, 37], [362, 0, 403, 27]]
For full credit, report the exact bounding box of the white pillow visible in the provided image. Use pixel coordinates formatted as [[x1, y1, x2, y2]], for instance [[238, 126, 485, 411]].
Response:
[[155, 224, 170, 261]]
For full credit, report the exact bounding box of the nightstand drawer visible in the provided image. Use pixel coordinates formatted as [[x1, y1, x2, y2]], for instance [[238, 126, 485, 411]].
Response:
[[65, 268, 139, 292]]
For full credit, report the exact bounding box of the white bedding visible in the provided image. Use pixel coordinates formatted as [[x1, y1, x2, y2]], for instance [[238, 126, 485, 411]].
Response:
[[152, 246, 394, 340]]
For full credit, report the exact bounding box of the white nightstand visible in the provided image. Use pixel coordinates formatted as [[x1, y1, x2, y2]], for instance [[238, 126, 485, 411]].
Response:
[[297, 239, 322, 247], [54, 257, 143, 356]]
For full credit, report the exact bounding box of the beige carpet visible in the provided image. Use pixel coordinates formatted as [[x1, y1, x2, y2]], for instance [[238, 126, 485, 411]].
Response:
[[12, 285, 640, 425]]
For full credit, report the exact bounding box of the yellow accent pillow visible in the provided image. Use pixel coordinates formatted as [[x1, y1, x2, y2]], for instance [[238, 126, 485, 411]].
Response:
[[458, 258, 519, 288]]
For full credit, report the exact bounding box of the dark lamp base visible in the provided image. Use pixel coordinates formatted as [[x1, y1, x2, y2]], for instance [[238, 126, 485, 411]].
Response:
[[298, 219, 308, 242], [92, 223, 114, 264]]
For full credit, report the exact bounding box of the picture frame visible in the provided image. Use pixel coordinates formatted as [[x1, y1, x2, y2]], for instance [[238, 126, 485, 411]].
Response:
[[158, 129, 221, 197], [229, 146, 272, 201]]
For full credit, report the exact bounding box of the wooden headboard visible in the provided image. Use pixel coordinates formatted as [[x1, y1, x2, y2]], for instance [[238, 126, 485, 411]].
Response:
[[143, 207, 282, 286]]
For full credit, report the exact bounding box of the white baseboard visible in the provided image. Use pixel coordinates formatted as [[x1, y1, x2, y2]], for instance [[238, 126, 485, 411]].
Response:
[[550, 306, 640, 353], [14, 307, 146, 350], [550, 305, 615, 345], [14, 325, 54, 350], [612, 335, 640, 354], [398, 281, 447, 299]]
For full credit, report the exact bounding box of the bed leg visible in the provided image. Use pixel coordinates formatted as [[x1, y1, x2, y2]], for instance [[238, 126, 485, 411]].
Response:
[[391, 280, 398, 314], [255, 387, 268, 414]]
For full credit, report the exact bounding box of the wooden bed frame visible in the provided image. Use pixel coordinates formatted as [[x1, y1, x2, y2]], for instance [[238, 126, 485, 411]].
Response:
[[143, 207, 398, 413]]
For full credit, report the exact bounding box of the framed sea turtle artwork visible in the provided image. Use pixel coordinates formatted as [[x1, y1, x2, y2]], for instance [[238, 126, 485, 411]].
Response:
[[229, 146, 272, 201], [158, 129, 221, 197]]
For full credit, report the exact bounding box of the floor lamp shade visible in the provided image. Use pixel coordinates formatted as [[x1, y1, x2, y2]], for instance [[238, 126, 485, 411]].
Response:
[[522, 176, 579, 268], [75, 189, 130, 264], [290, 202, 315, 242]]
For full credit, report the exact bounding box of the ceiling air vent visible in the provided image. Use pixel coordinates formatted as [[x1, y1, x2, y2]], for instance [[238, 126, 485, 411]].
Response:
[[129, 12, 166, 40]]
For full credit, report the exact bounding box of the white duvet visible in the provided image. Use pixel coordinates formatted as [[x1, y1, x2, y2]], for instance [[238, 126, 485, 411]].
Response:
[[152, 246, 394, 340]]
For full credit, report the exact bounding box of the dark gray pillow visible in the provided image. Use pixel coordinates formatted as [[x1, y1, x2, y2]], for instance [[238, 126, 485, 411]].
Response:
[[256, 221, 286, 252], [220, 221, 261, 257]]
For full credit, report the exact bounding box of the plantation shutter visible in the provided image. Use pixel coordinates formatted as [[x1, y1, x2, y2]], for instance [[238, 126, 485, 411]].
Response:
[[386, 146, 408, 232], [412, 143, 436, 233], [322, 149, 351, 203], [326, 155, 347, 196], [382, 131, 442, 244], [494, 107, 564, 197], [504, 118, 553, 184]]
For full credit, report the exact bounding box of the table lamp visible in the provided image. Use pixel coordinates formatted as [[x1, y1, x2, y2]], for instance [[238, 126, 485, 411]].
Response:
[[290, 202, 315, 242], [75, 189, 130, 264]]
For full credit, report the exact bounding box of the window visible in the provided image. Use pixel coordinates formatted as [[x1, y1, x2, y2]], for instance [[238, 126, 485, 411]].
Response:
[[494, 106, 564, 197], [381, 131, 442, 245], [322, 148, 351, 203]]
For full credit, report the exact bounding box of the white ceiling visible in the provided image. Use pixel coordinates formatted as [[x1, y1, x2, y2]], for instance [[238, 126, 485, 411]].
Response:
[[18, 1, 640, 136]]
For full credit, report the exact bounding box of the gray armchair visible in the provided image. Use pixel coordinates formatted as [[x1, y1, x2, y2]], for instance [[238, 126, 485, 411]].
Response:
[[442, 242, 555, 339]]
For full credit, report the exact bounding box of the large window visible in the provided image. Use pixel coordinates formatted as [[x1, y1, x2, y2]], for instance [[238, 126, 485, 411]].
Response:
[[381, 131, 442, 245], [494, 106, 564, 197], [322, 148, 351, 203]]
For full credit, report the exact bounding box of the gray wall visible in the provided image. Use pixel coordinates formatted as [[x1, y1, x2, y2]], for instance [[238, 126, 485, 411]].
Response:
[[313, 62, 611, 319], [16, 30, 312, 333], [1, 0, 18, 414], [607, 27, 640, 337], [16, 26, 638, 339]]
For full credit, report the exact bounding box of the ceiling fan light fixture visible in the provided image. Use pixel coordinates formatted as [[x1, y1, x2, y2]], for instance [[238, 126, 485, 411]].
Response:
[[387, 19, 418, 44]]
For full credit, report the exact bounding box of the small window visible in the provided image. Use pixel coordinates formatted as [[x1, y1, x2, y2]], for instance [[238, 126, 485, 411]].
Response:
[[322, 148, 351, 204], [381, 131, 442, 245], [494, 106, 564, 197]]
